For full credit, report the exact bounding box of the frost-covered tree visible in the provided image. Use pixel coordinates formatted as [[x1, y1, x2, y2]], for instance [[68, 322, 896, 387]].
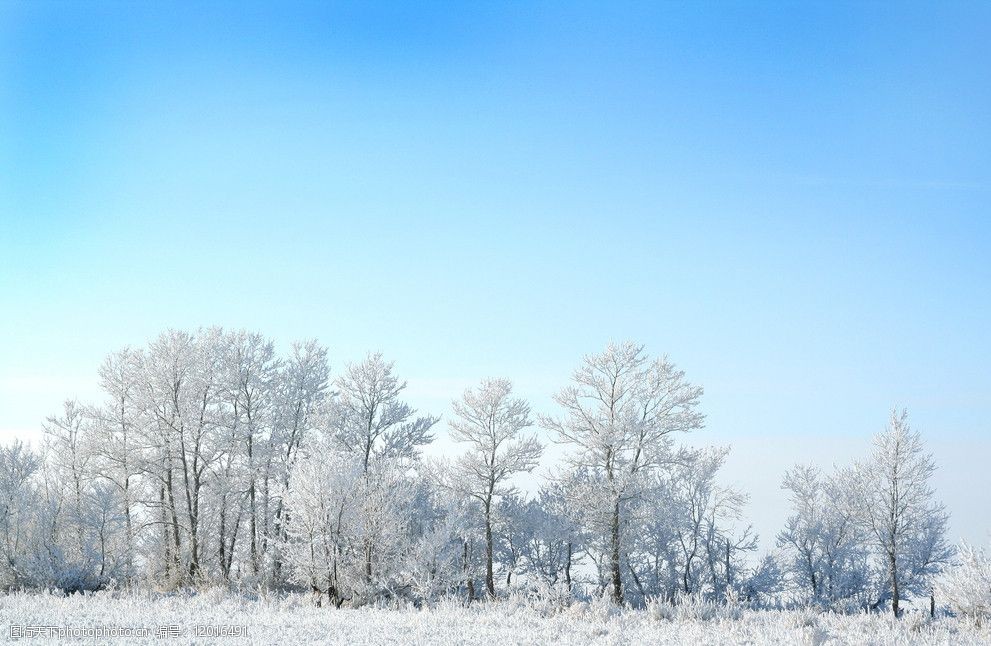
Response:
[[449, 378, 541, 597], [403, 478, 465, 601], [224, 330, 280, 579], [626, 446, 754, 604], [0, 441, 40, 588], [269, 340, 330, 582], [329, 353, 437, 473], [282, 438, 363, 606], [542, 342, 704, 604], [90, 348, 144, 580], [42, 400, 92, 558], [848, 410, 952, 616], [31, 400, 130, 591], [313, 353, 438, 596], [495, 482, 584, 590], [777, 464, 870, 607], [139, 329, 234, 582], [670, 447, 755, 600]]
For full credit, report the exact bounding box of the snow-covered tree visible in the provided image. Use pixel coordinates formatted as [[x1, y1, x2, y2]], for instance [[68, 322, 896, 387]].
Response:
[[541, 342, 704, 604], [329, 353, 437, 473], [0, 441, 40, 588], [90, 347, 144, 581], [449, 378, 541, 597], [269, 340, 330, 582], [495, 482, 583, 590], [626, 446, 755, 604], [777, 464, 870, 607], [224, 330, 280, 580], [323, 353, 438, 589], [848, 409, 952, 616], [282, 437, 363, 606]]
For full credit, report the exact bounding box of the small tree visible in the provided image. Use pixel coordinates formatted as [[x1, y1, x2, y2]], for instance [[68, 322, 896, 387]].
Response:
[[450, 378, 542, 597]]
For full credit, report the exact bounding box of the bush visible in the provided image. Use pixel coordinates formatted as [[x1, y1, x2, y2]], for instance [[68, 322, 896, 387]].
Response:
[[936, 541, 991, 624]]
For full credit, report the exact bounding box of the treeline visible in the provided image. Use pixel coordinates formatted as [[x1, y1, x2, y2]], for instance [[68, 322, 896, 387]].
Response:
[[0, 329, 977, 617]]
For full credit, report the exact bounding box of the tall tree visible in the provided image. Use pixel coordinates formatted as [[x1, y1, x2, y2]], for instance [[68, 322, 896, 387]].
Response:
[[849, 409, 952, 616], [91, 348, 144, 579], [0, 441, 40, 588], [449, 378, 542, 597], [270, 340, 330, 581], [327, 353, 438, 585], [225, 330, 280, 578], [541, 342, 704, 604]]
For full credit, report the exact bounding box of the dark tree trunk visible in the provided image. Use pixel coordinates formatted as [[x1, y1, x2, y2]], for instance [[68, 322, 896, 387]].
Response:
[[463, 540, 475, 602], [565, 542, 573, 588], [889, 550, 900, 617], [611, 499, 623, 605], [249, 434, 258, 575], [484, 498, 495, 597], [725, 539, 732, 592], [218, 497, 228, 580], [165, 467, 182, 578]]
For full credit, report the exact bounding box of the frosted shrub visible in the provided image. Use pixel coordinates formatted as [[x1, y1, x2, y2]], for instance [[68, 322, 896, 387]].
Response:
[[501, 580, 573, 616], [587, 588, 622, 622], [645, 597, 675, 621], [937, 541, 991, 624], [671, 592, 721, 622], [782, 605, 820, 629], [646, 595, 732, 623]]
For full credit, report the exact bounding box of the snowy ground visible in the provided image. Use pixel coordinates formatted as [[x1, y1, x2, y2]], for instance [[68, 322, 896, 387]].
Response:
[[1, 590, 988, 645]]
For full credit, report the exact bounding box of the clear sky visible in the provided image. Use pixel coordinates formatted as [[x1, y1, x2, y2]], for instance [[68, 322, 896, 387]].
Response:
[[1, 1, 989, 552]]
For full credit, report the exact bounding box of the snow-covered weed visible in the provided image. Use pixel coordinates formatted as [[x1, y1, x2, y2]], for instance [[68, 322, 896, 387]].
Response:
[[1, 590, 989, 644]]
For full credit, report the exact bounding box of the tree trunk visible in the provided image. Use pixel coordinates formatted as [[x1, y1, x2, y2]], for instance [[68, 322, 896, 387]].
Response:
[[725, 539, 732, 592], [249, 434, 258, 575], [484, 498, 495, 597], [123, 477, 133, 578], [160, 485, 170, 580], [889, 550, 900, 617], [165, 467, 182, 579], [365, 541, 373, 583], [565, 542, 573, 588], [611, 499, 623, 605], [218, 496, 228, 580], [463, 539, 475, 602]]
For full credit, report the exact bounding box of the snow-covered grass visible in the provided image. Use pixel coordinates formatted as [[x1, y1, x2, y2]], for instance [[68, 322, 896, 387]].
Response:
[[1, 590, 988, 645]]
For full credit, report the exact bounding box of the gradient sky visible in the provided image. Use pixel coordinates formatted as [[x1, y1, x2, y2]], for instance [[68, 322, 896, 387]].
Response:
[[1, 1, 989, 552]]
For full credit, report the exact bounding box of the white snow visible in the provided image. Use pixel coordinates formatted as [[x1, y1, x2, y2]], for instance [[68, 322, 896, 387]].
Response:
[[2, 590, 988, 645]]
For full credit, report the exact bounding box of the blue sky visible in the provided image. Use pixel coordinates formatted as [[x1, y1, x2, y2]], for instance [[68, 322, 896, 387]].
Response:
[[1, 1, 989, 549]]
